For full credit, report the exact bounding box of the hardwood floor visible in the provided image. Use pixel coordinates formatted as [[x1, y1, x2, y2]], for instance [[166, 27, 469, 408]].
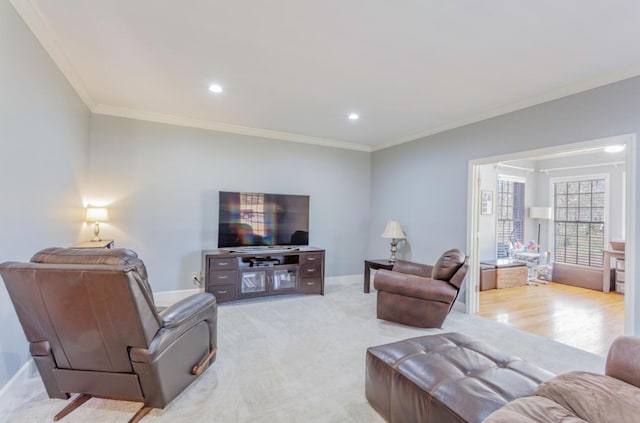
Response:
[[478, 281, 624, 356]]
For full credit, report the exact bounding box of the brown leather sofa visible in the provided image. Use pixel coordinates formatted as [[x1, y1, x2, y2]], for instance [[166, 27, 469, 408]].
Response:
[[373, 249, 469, 328], [484, 335, 640, 422], [0, 247, 218, 422], [366, 332, 640, 423]]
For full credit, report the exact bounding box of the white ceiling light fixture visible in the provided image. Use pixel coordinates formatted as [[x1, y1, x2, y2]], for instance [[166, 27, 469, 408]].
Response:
[[348, 113, 359, 120], [208, 84, 223, 94], [604, 145, 625, 153]]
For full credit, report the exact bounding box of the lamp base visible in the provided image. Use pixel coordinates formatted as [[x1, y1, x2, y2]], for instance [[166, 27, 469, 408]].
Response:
[[92, 222, 102, 242], [389, 239, 398, 262]]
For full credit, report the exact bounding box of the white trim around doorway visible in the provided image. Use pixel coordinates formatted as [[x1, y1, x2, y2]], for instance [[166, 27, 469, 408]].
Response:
[[466, 133, 637, 336]]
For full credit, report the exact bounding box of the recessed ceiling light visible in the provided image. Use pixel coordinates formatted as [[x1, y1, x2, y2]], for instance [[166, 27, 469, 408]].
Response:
[[348, 113, 359, 120], [208, 84, 223, 94], [604, 145, 625, 153]]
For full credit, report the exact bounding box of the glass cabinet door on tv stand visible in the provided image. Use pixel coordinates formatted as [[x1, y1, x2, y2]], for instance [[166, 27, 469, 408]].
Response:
[[240, 269, 267, 295], [239, 265, 298, 296], [272, 266, 297, 292]]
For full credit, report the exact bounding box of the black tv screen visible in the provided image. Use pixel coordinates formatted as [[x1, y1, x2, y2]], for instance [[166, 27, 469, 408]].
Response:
[[218, 191, 310, 248]]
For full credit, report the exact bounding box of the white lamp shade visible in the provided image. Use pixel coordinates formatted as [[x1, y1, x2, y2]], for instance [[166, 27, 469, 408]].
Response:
[[381, 220, 406, 239], [529, 206, 553, 220], [86, 207, 109, 222]]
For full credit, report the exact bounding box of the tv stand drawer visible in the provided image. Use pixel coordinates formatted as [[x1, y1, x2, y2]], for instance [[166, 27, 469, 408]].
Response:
[[300, 277, 322, 295], [208, 284, 238, 302], [209, 258, 238, 270], [209, 270, 238, 286], [301, 264, 322, 277], [301, 253, 323, 264]]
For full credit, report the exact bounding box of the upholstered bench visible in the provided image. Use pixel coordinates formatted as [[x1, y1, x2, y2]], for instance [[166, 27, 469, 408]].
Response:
[[365, 332, 554, 423]]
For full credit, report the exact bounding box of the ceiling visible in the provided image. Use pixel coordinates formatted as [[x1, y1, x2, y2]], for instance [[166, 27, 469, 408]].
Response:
[[13, 0, 640, 151]]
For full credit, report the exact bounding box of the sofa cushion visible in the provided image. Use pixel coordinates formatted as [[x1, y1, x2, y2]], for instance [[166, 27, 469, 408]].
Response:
[[482, 396, 587, 422], [31, 247, 154, 305], [31, 247, 148, 279], [432, 248, 465, 281], [535, 371, 640, 423]]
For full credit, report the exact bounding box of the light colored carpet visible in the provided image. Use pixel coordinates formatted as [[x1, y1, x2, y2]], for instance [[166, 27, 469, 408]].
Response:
[[0, 276, 604, 422]]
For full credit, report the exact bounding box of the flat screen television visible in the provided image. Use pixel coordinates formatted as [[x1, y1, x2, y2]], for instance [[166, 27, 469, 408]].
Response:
[[218, 191, 310, 248]]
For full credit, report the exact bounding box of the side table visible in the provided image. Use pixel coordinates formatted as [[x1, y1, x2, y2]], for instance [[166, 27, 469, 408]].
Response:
[[603, 249, 625, 293], [364, 259, 394, 293], [72, 240, 114, 249]]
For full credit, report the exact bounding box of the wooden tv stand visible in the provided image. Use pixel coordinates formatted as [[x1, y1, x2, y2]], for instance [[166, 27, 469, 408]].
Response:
[[202, 247, 325, 303]]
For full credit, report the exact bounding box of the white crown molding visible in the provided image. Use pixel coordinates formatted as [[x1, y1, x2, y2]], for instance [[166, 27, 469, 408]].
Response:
[[10, 0, 96, 110], [13, 0, 640, 154], [11, 0, 369, 152], [371, 62, 640, 152], [93, 104, 372, 152]]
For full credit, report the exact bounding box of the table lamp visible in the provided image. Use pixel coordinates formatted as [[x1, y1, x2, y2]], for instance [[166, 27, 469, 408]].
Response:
[[86, 207, 109, 241], [381, 220, 406, 262]]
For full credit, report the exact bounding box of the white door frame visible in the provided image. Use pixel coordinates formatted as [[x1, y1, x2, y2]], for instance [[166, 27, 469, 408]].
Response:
[[465, 134, 637, 335]]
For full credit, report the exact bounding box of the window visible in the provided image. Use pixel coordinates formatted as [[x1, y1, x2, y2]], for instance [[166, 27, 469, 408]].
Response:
[[496, 178, 525, 258], [553, 178, 605, 267], [239, 192, 266, 237]]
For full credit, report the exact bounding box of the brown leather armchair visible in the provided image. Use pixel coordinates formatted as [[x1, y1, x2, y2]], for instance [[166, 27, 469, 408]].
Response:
[[0, 247, 217, 422], [373, 248, 468, 328]]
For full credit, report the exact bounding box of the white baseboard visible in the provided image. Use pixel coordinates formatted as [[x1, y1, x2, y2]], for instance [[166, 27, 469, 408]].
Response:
[[326, 274, 361, 285], [152, 275, 364, 305], [0, 358, 35, 411], [153, 288, 202, 306], [452, 299, 466, 312], [0, 274, 365, 400]]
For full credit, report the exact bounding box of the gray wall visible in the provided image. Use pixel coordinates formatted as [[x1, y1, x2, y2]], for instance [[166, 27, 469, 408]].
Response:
[[0, 2, 90, 388], [370, 75, 640, 330], [87, 115, 371, 291]]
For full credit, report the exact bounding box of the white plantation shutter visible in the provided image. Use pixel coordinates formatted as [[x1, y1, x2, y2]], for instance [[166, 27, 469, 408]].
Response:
[[553, 178, 605, 267], [496, 177, 525, 258]]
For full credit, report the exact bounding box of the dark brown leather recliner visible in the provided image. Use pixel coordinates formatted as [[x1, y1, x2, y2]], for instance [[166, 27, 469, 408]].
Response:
[[373, 248, 468, 328], [0, 247, 217, 422]]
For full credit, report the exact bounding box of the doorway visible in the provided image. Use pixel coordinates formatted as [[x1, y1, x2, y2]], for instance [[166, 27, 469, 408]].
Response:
[[465, 134, 636, 345]]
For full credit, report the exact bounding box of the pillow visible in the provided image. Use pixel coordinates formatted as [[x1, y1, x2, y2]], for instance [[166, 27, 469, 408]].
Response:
[[31, 247, 153, 304], [482, 396, 587, 422], [535, 371, 640, 423], [431, 248, 465, 281]]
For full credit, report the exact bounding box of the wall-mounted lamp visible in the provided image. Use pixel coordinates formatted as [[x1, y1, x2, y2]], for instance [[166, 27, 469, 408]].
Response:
[[381, 220, 406, 262], [86, 207, 109, 241]]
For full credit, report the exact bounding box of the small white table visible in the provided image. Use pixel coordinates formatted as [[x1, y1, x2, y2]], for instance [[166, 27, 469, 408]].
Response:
[[512, 251, 540, 262], [511, 252, 545, 285], [603, 249, 625, 293]]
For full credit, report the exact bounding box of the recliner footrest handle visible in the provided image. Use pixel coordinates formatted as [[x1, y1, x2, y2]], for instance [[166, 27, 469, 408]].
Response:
[[192, 347, 217, 376]]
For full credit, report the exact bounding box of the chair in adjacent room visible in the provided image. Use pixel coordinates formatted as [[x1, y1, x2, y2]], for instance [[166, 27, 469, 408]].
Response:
[[373, 248, 468, 328], [0, 247, 218, 422]]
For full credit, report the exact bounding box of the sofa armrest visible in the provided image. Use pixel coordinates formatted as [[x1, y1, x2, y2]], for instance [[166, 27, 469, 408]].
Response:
[[605, 335, 640, 388], [130, 293, 217, 363], [374, 269, 458, 303], [159, 293, 216, 328]]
